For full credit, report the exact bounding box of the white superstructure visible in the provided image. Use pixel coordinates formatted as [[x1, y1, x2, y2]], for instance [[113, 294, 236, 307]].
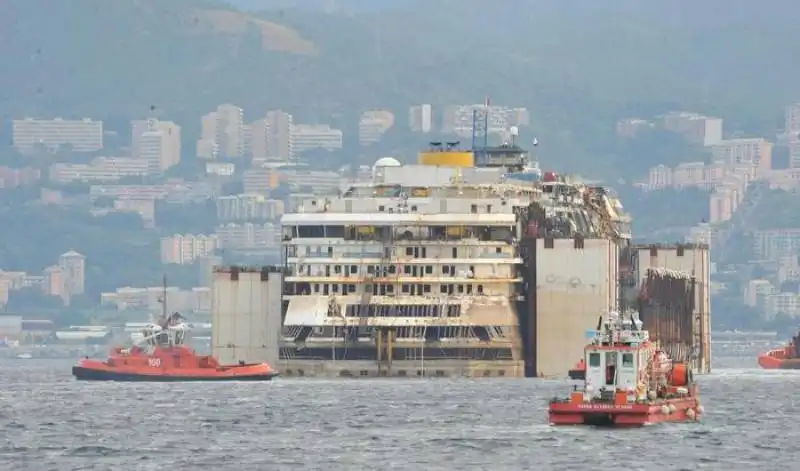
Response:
[[278, 144, 632, 378]]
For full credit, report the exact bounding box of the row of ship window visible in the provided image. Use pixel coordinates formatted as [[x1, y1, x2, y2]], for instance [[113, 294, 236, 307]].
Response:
[[288, 225, 510, 239], [304, 283, 486, 296], [288, 246, 506, 258], [297, 263, 500, 278], [588, 352, 635, 367]]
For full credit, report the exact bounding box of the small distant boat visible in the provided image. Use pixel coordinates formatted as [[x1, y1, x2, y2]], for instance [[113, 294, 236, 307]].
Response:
[[548, 310, 703, 427], [757, 329, 800, 369], [15, 353, 32, 360], [72, 276, 277, 382]]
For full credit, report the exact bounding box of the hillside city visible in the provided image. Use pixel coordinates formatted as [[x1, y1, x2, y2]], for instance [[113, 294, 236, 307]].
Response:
[[1, 99, 799, 339]]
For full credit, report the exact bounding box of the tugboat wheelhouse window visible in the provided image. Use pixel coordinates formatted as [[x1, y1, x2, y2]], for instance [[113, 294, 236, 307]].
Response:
[[622, 353, 634, 367], [588, 352, 600, 367]]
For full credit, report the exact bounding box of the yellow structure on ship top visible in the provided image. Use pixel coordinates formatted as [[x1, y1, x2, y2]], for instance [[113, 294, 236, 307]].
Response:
[[418, 141, 475, 167]]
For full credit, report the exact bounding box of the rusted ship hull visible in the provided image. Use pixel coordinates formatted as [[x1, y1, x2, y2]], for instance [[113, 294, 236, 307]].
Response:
[[637, 269, 698, 369]]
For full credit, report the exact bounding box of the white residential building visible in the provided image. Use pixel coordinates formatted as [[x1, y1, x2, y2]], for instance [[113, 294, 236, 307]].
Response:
[[358, 110, 394, 145], [196, 104, 245, 159], [662, 112, 723, 146], [160, 234, 219, 264], [291, 124, 343, 153], [135, 119, 181, 172], [13, 118, 103, 153], [216, 194, 285, 222], [49, 157, 149, 183], [409, 104, 433, 133]]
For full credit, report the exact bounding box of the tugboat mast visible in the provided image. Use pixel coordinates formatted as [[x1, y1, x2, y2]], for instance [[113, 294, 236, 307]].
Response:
[[161, 274, 168, 324]]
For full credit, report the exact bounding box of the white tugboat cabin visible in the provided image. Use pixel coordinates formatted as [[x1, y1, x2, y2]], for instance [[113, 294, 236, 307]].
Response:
[[549, 310, 702, 427]]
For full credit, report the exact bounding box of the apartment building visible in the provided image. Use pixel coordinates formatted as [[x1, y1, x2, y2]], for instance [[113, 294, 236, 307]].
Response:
[[216, 194, 285, 222], [242, 167, 281, 194], [777, 255, 800, 284], [131, 119, 181, 172], [58, 250, 85, 296], [90, 184, 169, 200], [266, 110, 293, 160], [616, 118, 654, 138], [409, 104, 433, 133], [0, 167, 40, 188], [291, 124, 344, 153], [785, 103, 800, 136], [753, 229, 800, 261], [711, 138, 772, 173], [113, 199, 155, 222], [196, 104, 245, 159], [709, 186, 739, 224], [282, 168, 343, 194], [160, 234, 219, 264], [42, 266, 63, 297], [216, 104, 245, 158], [648, 162, 755, 190], [89, 181, 214, 202], [647, 165, 673, 190], [767, 168, 800, 190], [13, 118, 103, 153], [645, 161, 752, 224], [744, 279, 776, 308], [248, 118, 269, 159], [49, 157, 149, 183], [662, 112, 723, 146], [764, 292, 800, 319], [358, 110, 394, 145], [214, 223, 281, 249], [196, 112, 219, 159], [671, 162, 707, 188], [205, 162, 235, 177], [0, 271, 27, 291], [101, 286, 211, 312], [0, 280, 9, 307]]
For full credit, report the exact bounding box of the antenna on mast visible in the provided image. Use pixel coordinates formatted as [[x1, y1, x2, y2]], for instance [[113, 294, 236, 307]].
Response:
[[471, 96, 491, 165]]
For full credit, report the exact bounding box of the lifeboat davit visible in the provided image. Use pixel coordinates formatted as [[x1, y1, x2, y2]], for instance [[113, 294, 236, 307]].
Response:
[[548, 310, 703, 427], [758, 330, 800, 369], [72, 312, 278, 382]]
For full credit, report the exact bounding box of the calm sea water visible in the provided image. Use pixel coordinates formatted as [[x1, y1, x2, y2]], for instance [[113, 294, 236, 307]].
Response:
[[1, 339, 797, 471]]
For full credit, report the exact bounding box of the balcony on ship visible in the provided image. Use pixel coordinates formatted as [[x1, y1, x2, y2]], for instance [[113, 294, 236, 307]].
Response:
[[283, 223, 515, 244]]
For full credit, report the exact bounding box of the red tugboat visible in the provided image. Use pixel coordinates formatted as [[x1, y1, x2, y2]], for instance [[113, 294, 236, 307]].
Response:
[[72, 312, 278, 381], [73, 277, 278, 382], [758, 329, 800, 369], [549, 310, 703, 426]]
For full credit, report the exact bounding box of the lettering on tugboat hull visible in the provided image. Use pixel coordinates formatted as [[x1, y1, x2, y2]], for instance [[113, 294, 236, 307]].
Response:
[[576, 404, 633, 410]]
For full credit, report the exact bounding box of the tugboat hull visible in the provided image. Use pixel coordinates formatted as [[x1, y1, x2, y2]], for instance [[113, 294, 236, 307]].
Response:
[[72, 366, 278, 382], [758, 349, 800, 369], [549, 397, 703, 427], [759, 332, 800, 369]]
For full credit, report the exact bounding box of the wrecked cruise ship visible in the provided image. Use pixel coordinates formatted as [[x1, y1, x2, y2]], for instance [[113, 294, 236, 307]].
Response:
[[274, 132, 682, 378]]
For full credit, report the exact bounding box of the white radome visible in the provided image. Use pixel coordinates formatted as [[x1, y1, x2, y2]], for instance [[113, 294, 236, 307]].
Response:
[[373, 157, 402, 169]]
